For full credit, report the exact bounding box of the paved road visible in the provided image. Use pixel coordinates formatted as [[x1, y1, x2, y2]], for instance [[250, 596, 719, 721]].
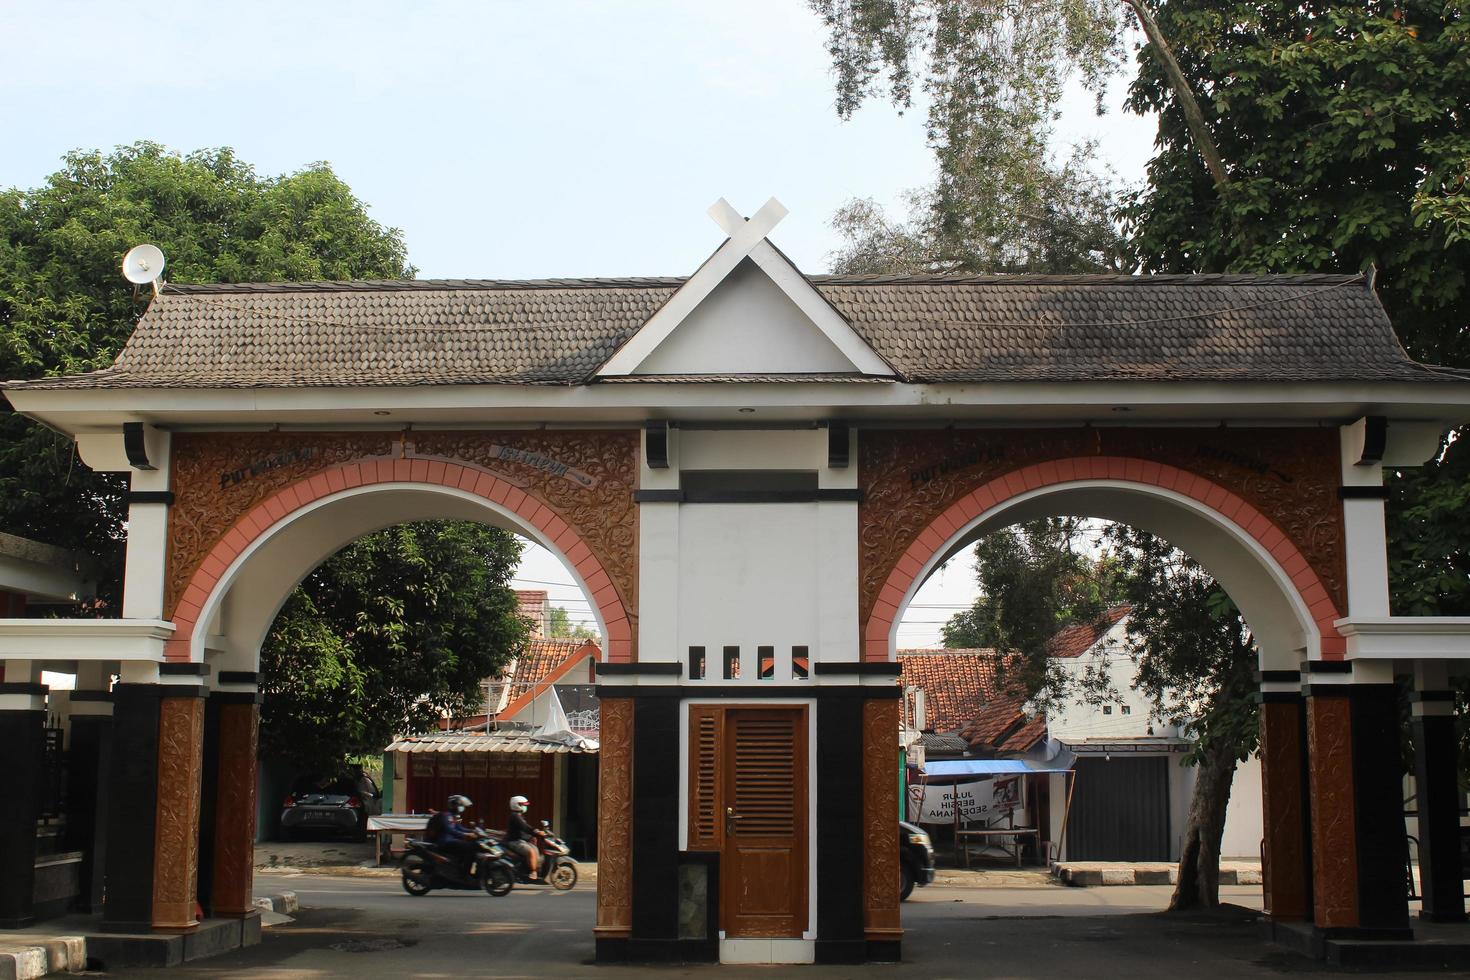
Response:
[[93, 875, 1426, 978]]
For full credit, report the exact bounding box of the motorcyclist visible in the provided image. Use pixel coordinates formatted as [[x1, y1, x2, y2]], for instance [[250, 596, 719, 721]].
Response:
[[425, 794, 480, 877], [504, 795, 543, 881]]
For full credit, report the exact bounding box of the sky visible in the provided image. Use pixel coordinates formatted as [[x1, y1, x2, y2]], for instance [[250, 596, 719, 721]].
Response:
[[5, 1, 1158, 643]]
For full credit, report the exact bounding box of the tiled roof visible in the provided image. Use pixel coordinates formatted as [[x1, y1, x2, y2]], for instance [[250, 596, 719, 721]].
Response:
[[897, 648, 1045, 753], [13, 272, 1465, 390], [504, 638, 598, 707], [959, 701, 1048, 753], [1047, 606, 1132, 660], [897, 648, 1005, 733], [916, 731, 972, 754]]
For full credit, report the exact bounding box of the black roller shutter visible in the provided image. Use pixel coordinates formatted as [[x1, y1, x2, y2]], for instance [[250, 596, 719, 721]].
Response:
[[1067, 756, 1171, 861]]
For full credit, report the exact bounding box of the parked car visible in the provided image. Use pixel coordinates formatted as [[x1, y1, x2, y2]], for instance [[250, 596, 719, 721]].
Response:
[[280, 772, 382, 841], [900, 821, 936, 900]]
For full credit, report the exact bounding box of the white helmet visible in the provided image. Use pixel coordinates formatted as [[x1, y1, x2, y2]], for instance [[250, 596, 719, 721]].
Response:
[[510, 795, 529, 813]]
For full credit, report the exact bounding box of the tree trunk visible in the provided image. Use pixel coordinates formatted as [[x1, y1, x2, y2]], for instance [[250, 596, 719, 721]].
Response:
[[1123, 0, 1232, 189], [1168, 739, 1238, 911]]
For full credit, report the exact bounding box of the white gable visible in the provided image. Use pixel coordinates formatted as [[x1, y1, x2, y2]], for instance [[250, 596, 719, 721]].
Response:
[[634, 258, 855, 375], [597, 197, 892, 377]]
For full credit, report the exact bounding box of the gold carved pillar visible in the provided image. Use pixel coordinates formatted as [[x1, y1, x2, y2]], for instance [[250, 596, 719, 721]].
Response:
[[1259, 693, 1312, 921], [1305, 692, 1359, 930], [595, 697, 633, 939], [862, 697, 901, 943], [210, 700, 260, 916], [152, 695, 206, 929]]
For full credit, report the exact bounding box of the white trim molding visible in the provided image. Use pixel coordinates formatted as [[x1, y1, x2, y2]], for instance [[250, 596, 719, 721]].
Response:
[[0, 618, 173, 661], [1335, 617, 1470, 660]]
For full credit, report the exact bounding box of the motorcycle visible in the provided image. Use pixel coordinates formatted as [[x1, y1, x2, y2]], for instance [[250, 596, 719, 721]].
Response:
[[400, 833, 515, 897], [492, 821, 579, 890]]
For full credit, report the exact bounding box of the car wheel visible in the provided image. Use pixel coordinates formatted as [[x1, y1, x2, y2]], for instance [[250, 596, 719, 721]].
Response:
[[482, 863, 514, 897], [401, 856, 432, 896], [900, 862, 915, 901], [548, 864, 578, 891]]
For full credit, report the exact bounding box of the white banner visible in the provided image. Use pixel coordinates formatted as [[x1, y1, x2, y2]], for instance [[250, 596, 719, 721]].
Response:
[[907, 775, 1025, 825]]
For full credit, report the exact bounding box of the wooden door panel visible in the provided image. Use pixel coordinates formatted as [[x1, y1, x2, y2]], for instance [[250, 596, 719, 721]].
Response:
[[688, 705, 722, 851], [730, 848, 795, 915], [720, 707, 808, 938]]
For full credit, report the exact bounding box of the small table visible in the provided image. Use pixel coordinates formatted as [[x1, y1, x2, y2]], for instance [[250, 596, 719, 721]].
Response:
[[366, 814, 431, 865], [955, 827, 1041, 868]]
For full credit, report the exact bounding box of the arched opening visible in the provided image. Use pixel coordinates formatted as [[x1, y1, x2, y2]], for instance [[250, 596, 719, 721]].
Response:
[[159, 467, 620, 913], [869, 459, 1343, 671], [171, 464, 632, 669], [879, 464, 1338, 914]]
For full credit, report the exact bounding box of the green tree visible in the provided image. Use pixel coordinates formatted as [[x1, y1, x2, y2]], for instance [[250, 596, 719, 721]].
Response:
[[545, 605, 596, 641], [0, 142, 412, 600], [942, 519, 1124, 701], [261, 521, 529, 773], [1101, 526, 1258, 910], [1119, 2, 1470, 614], [811, 0, 1128, 273]]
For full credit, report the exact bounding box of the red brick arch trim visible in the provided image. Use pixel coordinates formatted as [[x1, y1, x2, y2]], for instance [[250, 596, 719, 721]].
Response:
[[164, 457, 632, 663], [863, 455, 1345, 663]]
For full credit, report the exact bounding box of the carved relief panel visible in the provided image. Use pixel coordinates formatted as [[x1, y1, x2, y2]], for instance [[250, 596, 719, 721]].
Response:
[[166, 429, 640, 640], [596, 697, 634, 936], [858, 427, 1345, 627]]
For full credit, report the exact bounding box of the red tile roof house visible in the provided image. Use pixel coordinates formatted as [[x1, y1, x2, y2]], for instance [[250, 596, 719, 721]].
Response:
[[386, 636, 603, 856], [896, 648, 1054, 865], [1043, 606, 1264, 864], [897, 605, 1264, 866], [438, 636, 601, 731], [896, 649, 1047, 758]]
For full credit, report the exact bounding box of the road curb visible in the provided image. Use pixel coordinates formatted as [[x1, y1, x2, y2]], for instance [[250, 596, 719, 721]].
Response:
[[0, 936, 86, 980], [1056, 867, 1262, 887], [251, 891, 300, 915]]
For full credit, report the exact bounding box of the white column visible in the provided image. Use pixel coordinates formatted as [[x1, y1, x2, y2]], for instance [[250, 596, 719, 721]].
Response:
[[817, 427, 859, 664], [122, 430, 173, 620], [1339, 421, 1391, 617], [637, 426, 681, 664]]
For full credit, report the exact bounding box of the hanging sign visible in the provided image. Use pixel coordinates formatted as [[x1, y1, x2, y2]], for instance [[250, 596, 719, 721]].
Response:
[[907, 775, 1027, 825]]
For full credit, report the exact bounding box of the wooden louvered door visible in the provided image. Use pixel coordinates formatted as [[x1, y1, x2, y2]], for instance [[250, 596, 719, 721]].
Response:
[[719, 707, 808, 938]]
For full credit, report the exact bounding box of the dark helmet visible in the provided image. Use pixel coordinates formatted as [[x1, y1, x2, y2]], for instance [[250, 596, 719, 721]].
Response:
[[447, 794, 472, 815]]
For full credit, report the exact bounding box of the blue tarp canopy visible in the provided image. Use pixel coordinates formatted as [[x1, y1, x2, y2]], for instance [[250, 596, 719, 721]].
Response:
[[920, 759, 1072, 777]]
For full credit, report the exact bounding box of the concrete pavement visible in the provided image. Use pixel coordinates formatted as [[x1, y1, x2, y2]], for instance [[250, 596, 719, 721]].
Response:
[[78, 873, 1464, 979]]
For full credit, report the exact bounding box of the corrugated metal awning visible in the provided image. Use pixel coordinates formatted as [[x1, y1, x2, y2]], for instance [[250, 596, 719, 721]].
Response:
[[384, 731, 596, 754]]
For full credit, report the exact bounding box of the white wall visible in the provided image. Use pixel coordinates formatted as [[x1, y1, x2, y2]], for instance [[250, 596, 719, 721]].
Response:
[[512, 660, 596, 728], [635, 259, 854, 375], [1220, 752, 1264, 859], [638, 428, 859, 675], [1048, 618, 1176, 743]]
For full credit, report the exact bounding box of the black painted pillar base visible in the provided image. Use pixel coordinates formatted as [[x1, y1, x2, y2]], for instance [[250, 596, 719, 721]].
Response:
[[62, 702, 114, 914], [101, 685, 164, 933], [815, 692, 865, 963], [0, 702, 46, 929], [1412, 697, 1466, 923], [1349, 684, 1413, 935], [631, 696, 679, 944]]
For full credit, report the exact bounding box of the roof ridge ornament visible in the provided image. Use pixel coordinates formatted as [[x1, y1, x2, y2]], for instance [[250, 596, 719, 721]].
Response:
[[707, 196, 787, 239], [595, 196, 894, 378]]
